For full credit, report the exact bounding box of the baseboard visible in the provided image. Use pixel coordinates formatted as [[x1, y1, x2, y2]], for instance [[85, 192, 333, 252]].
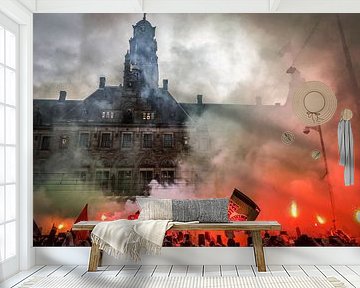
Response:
[[35, 247, 360, 266]]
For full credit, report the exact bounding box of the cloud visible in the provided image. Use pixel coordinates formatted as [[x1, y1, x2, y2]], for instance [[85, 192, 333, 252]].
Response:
[[34, 14, 360, 105]]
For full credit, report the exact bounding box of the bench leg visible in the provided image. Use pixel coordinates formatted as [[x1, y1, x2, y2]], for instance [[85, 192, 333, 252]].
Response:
[[88, 243, 102, 272], [251, 231, 266, 272]]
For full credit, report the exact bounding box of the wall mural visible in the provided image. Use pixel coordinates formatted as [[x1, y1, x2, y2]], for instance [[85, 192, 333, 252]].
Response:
[[33, 14, 360, 247]]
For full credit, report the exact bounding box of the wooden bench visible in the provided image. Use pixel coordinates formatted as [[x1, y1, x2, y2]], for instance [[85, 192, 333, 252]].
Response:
[[72, 220, 281, 273]]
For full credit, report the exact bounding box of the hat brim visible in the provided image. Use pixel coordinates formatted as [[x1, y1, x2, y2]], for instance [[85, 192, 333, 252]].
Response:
[[292, 81, 337, 126]]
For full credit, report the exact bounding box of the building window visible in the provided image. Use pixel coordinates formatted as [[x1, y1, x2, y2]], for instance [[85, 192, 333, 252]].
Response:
[[100, 133, 112, 148], [139, 169, 154, 188], [0, 20, 18, 263], [81, 108, 88, 117], [143, 133, 153, 148], [142, 112, 154, 120], [95, 170, 110, 189], [59, 136, 69, 149], [118, 170, 132, 194], [102, 111, 114, 119], [161, 170, 175, 184], [79, 132, 90, 148], [40, 136, 51, 150], [121, 132, 132, 149], [163, 134, 173, 148]]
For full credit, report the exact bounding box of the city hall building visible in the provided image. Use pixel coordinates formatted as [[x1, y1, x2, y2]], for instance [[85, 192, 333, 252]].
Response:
[[33, 15, 282, 197]]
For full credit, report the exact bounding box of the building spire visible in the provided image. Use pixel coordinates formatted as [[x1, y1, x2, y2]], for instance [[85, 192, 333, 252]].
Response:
[[143, 13, 146, 20]]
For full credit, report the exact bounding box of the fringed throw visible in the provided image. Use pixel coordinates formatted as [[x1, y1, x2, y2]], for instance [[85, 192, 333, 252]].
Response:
[[91, 219, 172, 262]]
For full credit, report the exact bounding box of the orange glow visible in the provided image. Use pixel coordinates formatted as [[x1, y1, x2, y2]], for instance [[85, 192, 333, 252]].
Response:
[[316, 215, 326, 225], [58, 224, 64, 230], [290, 201, 298, 218], [355, 210, 360, 223], [101, 214, 107, 221]]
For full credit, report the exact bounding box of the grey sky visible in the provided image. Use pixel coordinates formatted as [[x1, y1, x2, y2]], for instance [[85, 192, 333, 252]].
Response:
[[34, 14, 360, 104]]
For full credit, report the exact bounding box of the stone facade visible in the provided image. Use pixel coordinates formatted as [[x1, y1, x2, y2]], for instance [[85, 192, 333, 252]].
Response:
[[33, 15, 207, 196], [33, 15, 284, 197]]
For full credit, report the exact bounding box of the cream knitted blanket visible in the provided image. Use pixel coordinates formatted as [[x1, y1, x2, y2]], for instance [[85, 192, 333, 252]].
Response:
[[91, 219, 173, 261]]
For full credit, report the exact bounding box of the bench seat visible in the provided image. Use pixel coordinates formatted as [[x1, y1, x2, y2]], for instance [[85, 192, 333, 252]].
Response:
[[72, 220, 281, 272]]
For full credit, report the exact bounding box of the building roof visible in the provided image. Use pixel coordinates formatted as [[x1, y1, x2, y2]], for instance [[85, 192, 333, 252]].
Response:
[[33, 85, 192, 127]]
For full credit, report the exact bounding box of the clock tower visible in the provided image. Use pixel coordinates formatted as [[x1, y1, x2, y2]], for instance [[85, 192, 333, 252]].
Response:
[[123, 14, 159, 93]]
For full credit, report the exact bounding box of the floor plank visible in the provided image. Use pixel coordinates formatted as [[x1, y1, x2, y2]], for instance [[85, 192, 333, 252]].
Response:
[[10, 267, 70, 288], [82, 266, 108, 278], [186, 266, 203, 277], [332, 266, 360, 288], [268, 265, 289, 277], [0, 266, 45, 288], [333, 265, 360, 277], [152, 265, 172, 277], [1, 264, 359, 286], [117, 265, 141, 277], [283, 265, 307, 277], [316, 265, 354, 287], [236, 265, 255, 277], [221, 265, 238, 277], [349, 266, 360, 276], [135, 265, 156, 277], [169, 265, 187, 277], [32, 265, 61, 277], [66, 265, 88, 277], [101, 265, 124, 277], [49, 266, 76, 277], [204, 265, 221, 277], [252, 265, 272, 277], [300, 265, 324, 277]]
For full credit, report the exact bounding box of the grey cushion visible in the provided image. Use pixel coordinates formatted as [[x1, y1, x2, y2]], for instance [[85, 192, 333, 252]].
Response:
[[172, 199, 229, 223]]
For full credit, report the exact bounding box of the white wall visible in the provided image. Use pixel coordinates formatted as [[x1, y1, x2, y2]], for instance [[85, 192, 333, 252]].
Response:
[[20, 0, 360, 13], [0, 0, 34, 281], [1, 0, 359, 271], [35, 247, 360, 266]]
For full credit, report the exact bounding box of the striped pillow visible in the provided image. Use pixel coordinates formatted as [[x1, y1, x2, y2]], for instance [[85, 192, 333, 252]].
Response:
[[137, 198, 229, 223], [136, 198, 173, 220]]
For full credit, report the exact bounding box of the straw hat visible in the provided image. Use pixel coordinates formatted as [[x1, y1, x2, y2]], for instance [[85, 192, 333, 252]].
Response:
[[292, 81, 337, 126]]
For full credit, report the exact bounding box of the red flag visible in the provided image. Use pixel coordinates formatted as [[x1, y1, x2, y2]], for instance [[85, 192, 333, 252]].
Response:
[[73, 204, 89, 242], [75, 203, 88, 223]]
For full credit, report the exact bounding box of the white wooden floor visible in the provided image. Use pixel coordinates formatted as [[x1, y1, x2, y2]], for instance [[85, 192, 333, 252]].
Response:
[[1, 265, 360, 288]]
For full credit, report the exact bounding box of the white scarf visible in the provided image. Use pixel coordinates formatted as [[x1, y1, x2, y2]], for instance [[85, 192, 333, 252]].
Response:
[[91, 219, 173, 261], [338, 119, 354, 186]]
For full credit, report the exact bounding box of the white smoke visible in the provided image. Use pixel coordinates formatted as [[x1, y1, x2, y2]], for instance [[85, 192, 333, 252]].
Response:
[[148, 179, 197, 199]]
